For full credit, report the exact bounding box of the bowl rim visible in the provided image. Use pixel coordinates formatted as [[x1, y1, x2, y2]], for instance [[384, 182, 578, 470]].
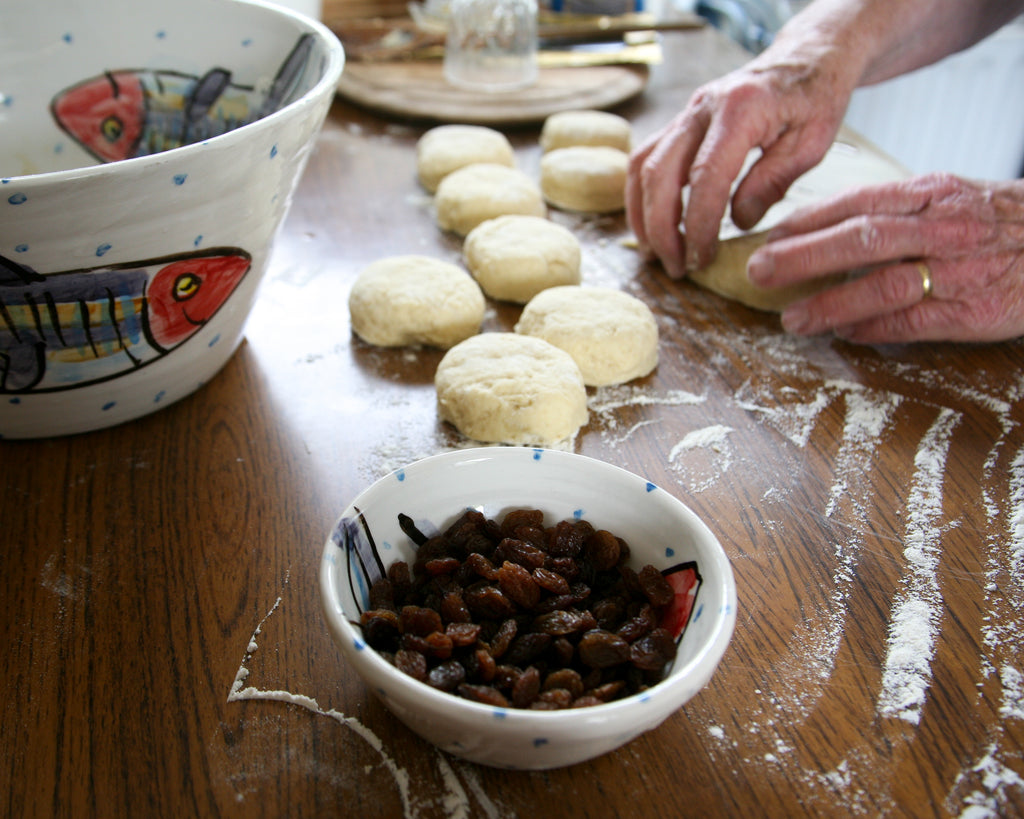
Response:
[[3, 0, 345, 186], [319, 446, 738, 724]]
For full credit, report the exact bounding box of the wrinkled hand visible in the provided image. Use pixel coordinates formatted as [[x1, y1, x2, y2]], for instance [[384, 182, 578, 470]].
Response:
[[625, 42, 856, 278], [746, 172, 1024, 343]]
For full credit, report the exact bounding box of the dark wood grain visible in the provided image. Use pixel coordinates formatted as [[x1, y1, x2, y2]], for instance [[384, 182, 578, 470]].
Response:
[[3, 20, 1022, 819]]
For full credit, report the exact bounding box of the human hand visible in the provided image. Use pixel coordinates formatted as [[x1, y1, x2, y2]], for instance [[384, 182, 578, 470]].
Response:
[[625, 40, 857, 279], [746, 172, 1024, 344]]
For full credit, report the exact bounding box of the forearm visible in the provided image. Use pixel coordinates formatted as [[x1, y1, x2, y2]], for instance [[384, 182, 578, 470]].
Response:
[[765, 0, 1024, 89]]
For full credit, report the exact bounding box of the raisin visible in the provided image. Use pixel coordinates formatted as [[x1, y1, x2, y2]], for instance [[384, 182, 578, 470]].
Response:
[[543, 668, 584, 699], [395, 648, 427, 681], [440, 590, 471, 624], [465, 552, 498, 581], [494, 538, 546, 570], [629, 628, 678, 671], [638, 565, 675, 607], [445, 622, 481, 647], [533, 609, 587, 636], [458, 684, 510, 707], [532, 566, 570, 595], [473, 647, 497, 682], [617, 603, 656, 643], [360, 609, 401, 651], [387, 561, 413, 603], [500, 509, 544, 538], [368, 577, 395, 611], [424, 631, 454, 660], [586, 680, 627, 702], [537, 689, 573, 709], [504, 632, 552, 667], [592, 597, 626, 630], [489, 618, 518, 659], [578, 629, 631, 668], [424, 557, 461, 576], [465, 585, 516, 619], [427, 660, 466, 692], [511, 665, 541, 708], [497, 561, 541, 610], [442, 509, 489, 556], [400, 605, 443, 637], [548, 519, 585, 557], [585, 529, 621, 572]]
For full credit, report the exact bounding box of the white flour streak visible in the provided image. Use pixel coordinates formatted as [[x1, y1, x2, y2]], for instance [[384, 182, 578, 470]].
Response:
[[589, 385, 705, 414], [780, 385, 899, 718], [228, 593, 436, 819], [1007, 446, 1024, 587], [825, 386, 902, 519], [877, 407, 960, 724], [952, 742, 1024, 818], [669, 424, 734, 459]]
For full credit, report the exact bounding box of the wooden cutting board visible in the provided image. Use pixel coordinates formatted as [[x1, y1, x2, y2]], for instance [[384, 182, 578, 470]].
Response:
[[335, 61, 649, 125]]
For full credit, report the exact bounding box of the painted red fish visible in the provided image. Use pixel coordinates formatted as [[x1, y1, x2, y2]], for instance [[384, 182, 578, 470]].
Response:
[[0, 248, 250, 392], [50, 34, 314, 163]]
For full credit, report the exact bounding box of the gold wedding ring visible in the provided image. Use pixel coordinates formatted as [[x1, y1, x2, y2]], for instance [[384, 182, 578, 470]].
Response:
[[917, 261, 933, 300]]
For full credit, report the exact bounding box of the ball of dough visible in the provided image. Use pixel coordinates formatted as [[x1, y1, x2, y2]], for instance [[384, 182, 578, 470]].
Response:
[[540, 146, 627, 214], [349, 255, 484, 349], [416, 125, 516, 193], [514, 286, 658, 386], [435, 333, 588, 445], [463, 215, 582, 304], [540, 109, 632, 153], [435, 163, 546, 236]]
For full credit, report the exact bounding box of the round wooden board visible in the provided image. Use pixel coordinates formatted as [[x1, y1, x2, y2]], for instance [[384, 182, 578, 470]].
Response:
[[335, 61, 649, 125]]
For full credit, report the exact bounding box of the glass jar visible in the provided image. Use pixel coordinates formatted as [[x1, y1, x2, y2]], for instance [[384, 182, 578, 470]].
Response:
[[443, 0, 539, 92]]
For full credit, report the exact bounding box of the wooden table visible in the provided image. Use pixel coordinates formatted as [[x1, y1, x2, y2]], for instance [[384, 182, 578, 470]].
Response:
[[4, 24, 1023, 819]]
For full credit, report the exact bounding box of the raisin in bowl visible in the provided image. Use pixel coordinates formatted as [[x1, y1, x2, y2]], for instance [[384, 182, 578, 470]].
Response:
[[318, 447, 737, 770]]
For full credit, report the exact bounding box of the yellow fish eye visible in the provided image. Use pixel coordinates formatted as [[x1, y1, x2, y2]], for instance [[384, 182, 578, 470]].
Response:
[[173, 272, 201, 301], [101, 116, 123, 143]]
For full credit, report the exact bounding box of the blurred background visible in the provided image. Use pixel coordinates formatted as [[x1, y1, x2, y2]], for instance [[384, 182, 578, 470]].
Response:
[[682, 0, 1024, 180]]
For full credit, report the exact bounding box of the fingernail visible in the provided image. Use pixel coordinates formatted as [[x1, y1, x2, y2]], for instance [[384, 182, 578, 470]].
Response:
[[781, 303, 811, 334], [685, 247, 700, 274]]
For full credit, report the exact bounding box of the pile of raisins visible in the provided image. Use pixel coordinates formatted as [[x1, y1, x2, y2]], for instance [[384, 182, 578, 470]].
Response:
[[358, 508, 678, 710]]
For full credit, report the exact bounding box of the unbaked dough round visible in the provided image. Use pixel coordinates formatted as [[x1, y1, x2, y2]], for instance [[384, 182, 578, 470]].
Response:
[[540, 146, 627, 214], [463, 215, 582, 304], [416, 125, 516, 193], [540, 109, 632, 153], [435, 163, 546, 236], [435, 333, 588, 445], [348, 255, 485, 349], [514, 286, 658, 386]]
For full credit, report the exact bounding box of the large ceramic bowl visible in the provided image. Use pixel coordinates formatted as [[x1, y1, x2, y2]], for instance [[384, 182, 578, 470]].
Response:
[[0, 0, 343, 437], [319, 447, 737, 770]]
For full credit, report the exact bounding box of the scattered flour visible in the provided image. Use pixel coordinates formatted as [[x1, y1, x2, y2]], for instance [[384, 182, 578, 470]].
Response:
[[877, 407, 960, 724]]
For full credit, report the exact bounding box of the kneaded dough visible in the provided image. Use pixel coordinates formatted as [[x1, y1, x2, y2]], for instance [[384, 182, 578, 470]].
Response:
[[689, 133, 910, 312], [435, 333, 588, 445], [416, 125, 515, 193], [688, 233, 846, 313], [540, 146, 627, 214], [540, 109, 632, 153], [463, 215, 581, 304], [435, 163, 546, 236], [514, 286, 658, 386], [348, 255, 484, 348]]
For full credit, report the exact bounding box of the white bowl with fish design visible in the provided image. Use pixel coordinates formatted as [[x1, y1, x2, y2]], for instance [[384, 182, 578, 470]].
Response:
[[0, 0, 343, 437], [319, 447, 737, 770]]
